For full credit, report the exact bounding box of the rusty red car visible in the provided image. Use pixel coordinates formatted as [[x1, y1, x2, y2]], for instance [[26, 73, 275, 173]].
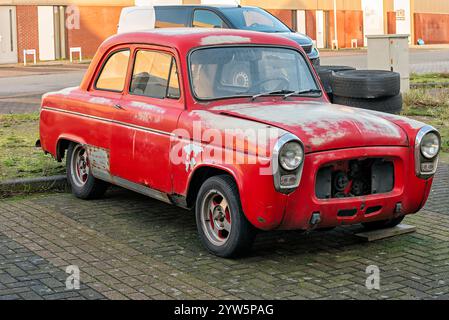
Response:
[[39, 29, 440, 257]]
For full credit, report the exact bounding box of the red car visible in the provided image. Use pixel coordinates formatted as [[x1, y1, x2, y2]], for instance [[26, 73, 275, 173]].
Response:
[[39, 29, 440, 257]]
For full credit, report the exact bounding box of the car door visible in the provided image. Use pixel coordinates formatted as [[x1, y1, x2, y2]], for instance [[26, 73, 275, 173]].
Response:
[[81, 47, 131, 181], [110, 46, 184, 194]]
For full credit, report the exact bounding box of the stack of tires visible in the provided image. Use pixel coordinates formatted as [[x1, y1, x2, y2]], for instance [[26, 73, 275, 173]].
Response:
[[316, 66, 403, 114]]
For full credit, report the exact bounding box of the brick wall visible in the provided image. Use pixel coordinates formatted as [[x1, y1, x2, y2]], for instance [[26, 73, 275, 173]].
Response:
[[67, 6, 125, 59], [16, 6, 39, 63]]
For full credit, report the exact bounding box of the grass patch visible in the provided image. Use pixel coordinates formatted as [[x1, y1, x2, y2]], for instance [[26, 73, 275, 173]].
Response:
[[0, 113, 65, 182], [402, 88, 449, 162], [410, 73, 449, 84]]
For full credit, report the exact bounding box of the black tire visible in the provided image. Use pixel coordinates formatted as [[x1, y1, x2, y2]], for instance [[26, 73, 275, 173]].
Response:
[[66, 143, 108, 200], [333, 94, 403, 114], [332, 70, 401, 99], [195, 175, 257, 258], [315, 66, 355, 100], [362, 216, 405, 231]]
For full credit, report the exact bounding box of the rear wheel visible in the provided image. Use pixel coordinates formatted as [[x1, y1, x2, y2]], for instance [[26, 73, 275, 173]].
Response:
[[67, 143, 108, 199], [195, 175, 256, 258], [362, 216, 404, 231]]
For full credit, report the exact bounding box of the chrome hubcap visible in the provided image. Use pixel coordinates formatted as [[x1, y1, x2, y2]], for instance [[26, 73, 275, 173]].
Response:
[[201, 190, 232, 246], [71, 145, 90, 188]]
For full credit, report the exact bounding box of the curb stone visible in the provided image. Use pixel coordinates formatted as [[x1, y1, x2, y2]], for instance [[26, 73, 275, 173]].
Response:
[[0, 175, 68, 196]]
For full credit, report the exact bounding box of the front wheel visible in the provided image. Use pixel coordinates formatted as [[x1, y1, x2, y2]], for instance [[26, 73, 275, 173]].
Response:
[[195, 175, 256, 258], [362, 216, 404, 231], [67, 143, 108, 200]]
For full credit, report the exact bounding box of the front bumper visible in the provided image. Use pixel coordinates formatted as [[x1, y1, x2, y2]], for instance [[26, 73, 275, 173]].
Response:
[[278, 146, 433, 230]]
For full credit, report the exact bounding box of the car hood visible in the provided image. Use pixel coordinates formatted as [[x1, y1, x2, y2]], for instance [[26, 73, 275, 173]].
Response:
[[274, 32, 312, 46], [211, 102, 409, 153]]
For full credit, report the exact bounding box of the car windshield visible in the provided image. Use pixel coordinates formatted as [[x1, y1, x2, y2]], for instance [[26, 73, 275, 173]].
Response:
[[220, 7, 291, 33], [190, 46, 319, 101]]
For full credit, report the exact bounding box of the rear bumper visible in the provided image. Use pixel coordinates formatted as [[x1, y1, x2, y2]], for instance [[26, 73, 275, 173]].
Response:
[[277, 146, 432, 230]]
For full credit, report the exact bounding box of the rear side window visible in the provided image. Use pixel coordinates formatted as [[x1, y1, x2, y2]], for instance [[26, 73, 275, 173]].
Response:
[[155, 8, 189, 28], [130, 50, 180, 100], [193, 10, 227, 28], [96, 50, 130, 92]]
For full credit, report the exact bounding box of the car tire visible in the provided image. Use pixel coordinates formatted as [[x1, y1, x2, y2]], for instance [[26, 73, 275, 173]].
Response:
[[362, 216, 405, 231], [66, 142, 108, 200], [315, 66, 355, 102], [195, 175, 257, 258], [333, 94, 403, 114], [332, 70, 401, 99]]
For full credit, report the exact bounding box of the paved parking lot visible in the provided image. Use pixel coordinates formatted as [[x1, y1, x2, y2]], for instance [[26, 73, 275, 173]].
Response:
[[1, 165, 448, 300]]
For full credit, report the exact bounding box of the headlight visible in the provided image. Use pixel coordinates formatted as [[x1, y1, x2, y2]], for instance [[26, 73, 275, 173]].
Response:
[[279, 142, 304, 171], [420, 132, 440, 159]]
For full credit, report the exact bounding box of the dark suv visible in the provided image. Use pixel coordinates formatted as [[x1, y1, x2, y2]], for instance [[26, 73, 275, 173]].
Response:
[[154, 5, 320, 66]]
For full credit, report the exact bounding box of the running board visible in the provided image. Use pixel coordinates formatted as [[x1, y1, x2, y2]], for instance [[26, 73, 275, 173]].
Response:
[[94, 171, 171, 204]]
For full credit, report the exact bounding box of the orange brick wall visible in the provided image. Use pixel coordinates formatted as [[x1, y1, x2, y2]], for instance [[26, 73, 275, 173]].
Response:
[[67, 6, 125, 58], [16, 6, 39, 63]]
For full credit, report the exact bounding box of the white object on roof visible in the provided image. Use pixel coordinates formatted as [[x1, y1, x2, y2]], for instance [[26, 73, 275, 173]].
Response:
[[117, 6, 156, 34]]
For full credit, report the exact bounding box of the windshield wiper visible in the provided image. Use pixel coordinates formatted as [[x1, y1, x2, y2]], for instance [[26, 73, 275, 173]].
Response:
[[283, 89, 322, 99], [251, 90, 295, 101]]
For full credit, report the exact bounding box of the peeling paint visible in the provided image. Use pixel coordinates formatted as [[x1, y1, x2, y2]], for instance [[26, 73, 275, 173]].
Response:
[[42, 86, 78, 99], [89, 97, 113, 105], [200, 35, 251, 46], [130, 101, 166, 123], [213, 102, 406, 149], [183, 143, 203, 172]]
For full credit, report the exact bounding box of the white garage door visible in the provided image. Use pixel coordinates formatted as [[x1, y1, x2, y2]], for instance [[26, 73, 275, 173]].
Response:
[[0, 6, 18, 64], [38, 6, 55, 61]]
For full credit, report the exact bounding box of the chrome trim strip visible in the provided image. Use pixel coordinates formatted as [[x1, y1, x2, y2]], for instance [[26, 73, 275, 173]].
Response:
[[414, 125, 440, 179], [272, 133, 304, 193], [42, 106, 174, 137]]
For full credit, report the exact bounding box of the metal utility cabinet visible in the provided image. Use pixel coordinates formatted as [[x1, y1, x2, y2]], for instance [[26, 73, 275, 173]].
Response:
[[367, 34, 410, 92]]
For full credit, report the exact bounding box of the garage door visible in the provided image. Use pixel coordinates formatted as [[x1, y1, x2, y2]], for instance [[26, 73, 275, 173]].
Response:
[[0, 6, 18, 64]]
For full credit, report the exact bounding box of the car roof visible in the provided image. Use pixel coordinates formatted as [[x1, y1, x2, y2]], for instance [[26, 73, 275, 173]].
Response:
[[103, 28, 300, 51], [154, 5, 249, 9], [80, 28, 303, 91]]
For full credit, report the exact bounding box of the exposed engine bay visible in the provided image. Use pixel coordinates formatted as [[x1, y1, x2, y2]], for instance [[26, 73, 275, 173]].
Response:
[[315, 158, 395, 199]]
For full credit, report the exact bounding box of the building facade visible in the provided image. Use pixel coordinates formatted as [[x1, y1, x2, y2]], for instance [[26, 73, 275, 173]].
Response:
[[0, 0, 448, 64]]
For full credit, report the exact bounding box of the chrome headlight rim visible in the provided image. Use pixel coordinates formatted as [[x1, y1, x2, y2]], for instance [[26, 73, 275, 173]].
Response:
[[279, 141, 304, 171], [420, 131, 440, 160], [272, 133, 305, 193], [415, 125, 440, 178]]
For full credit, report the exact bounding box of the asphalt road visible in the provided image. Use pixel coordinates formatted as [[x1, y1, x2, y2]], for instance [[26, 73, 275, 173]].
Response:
[[0, 70, 85, 98], [321, 48, 449, 73]]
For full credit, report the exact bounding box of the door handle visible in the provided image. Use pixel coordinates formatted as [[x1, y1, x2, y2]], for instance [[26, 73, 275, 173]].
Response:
[[114, 104, 124, 110]]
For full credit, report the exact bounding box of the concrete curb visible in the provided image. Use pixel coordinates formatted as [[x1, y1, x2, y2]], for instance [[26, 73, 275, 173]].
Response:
[[411, 82, 449, 89], [0, 175, 69, 196]]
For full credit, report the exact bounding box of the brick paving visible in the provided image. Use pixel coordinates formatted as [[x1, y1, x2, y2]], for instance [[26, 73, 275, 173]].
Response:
[[0, 166, 448, 300]]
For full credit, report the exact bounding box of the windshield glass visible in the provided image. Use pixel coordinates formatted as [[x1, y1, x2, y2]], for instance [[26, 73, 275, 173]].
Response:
[[221, 7, 290, 33], [190, 47, 319, 100]]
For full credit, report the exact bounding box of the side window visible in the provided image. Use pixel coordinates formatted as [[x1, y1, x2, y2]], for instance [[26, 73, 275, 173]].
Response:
[[130, 50, 180, 100], [155, 8, 190, 28], [96, 50, 130, 92], [193, 10, 226, 28]]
